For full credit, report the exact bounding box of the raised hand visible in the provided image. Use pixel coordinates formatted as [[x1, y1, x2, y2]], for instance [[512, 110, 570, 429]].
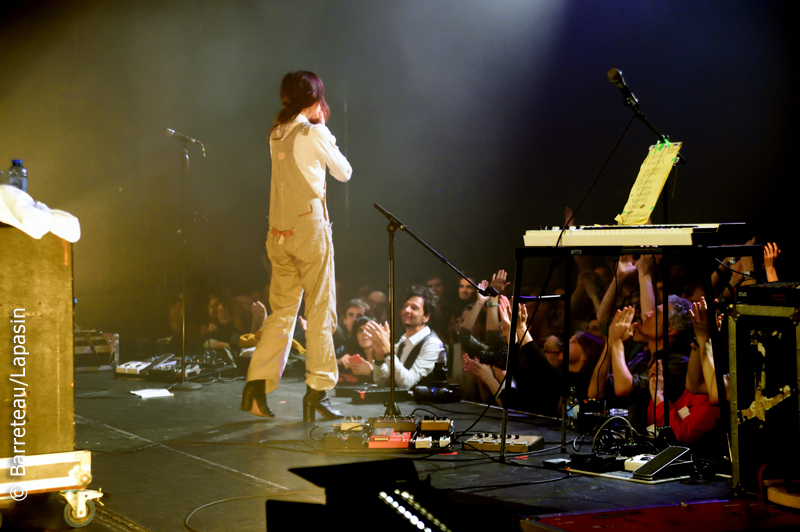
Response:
[[498, 295, 512, 334], [516, 301, 529, 336], [617, 255, 637, 278], [637, 253, 655, 275], [764, 242, 781, 267], [649, 359, 664, 403], [475, 279, 490, 304], [608, 306, 635, 345], [490, 269, 510, 295], [564, 206, 575, 227], [764, 242, 780, 282], [690, 297, 710, 347]]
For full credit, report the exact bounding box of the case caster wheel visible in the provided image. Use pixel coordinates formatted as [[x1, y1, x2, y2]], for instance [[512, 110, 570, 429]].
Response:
[[63, 499, 95, 528]]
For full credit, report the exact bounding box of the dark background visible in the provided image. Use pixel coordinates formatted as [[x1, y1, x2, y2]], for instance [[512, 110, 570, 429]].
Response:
[[1, 0, 795, 344]]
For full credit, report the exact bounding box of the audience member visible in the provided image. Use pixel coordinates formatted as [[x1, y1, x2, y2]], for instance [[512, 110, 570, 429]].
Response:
[[366, 286, 445, 389], [457, 277, 477, 303], [647, 359, 720, 442], [588, 295, 693, 429], [465, 298, 604, 416], [337, 316, 377, 383], [200, 294, 220, 337], [333, 298, 369, 351], [366, 290, 389, 324]]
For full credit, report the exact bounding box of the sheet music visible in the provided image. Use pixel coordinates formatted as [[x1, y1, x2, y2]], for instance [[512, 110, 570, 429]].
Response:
[[615, 141, 682, 226]]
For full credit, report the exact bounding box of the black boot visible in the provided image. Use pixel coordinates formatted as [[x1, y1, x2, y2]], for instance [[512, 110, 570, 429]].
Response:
[[241, 380, 274, 418], [303, 386, 343, 422]]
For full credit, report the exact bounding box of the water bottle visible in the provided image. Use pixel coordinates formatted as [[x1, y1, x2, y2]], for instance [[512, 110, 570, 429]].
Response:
[[7, 160, 28, 192], [566, 386, 579, 428]]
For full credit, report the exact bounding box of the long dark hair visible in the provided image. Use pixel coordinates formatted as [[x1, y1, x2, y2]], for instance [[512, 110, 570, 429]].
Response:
[[271, 70, 330, 137], [343, 316, 375, 357]]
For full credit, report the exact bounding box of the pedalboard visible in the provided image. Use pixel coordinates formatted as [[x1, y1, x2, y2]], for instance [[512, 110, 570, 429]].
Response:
[[463, 433, 544, 453], [371, 416, 418, 433]]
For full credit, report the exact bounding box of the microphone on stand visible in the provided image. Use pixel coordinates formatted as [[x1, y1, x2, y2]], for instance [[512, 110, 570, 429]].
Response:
[[166, 129, 206, 156], [607, 68, 639, 111]]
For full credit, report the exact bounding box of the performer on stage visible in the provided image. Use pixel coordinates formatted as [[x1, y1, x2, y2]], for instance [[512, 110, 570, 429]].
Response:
[[241, 70, 352, 421]]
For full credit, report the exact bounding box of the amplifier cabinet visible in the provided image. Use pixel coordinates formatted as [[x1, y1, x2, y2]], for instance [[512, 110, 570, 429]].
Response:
[[728, 304, 800, 493], [0, 227, 75, 456]]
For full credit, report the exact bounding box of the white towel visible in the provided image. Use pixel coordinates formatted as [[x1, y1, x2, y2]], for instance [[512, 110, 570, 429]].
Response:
[[0, 185, 81, 242]]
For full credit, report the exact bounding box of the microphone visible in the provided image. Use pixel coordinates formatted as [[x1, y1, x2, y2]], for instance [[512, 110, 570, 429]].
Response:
[[607, 68, 639, 111], [166, 129, 206, 156]]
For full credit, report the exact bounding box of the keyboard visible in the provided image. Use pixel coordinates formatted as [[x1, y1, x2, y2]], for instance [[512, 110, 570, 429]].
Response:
[[523, 224, 730, 247]]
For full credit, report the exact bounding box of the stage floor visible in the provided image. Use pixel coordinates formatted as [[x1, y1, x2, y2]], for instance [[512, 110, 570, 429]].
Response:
[[2, 371, 745, 531]]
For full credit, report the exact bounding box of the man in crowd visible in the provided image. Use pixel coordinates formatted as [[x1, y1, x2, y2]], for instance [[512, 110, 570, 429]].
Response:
[[365, 286, 445, 389]]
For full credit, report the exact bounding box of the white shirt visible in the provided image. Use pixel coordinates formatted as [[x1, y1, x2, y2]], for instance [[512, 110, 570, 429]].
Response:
[[372, 326, 444, 390], [270, 114, 352, 201]]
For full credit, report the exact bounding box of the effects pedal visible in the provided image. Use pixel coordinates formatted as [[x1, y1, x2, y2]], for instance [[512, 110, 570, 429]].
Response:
[[420, 416, 453, 432], [632, 446, 690, 481], [116, 361, 151, 375], [414, 434, 452, 450], [372, 416, 418, 433], [337, 416, 369, 432], [624, 454, 656, 472], [368, 428, 413, 449], [463, 433, 544, 453], [324, 431, 369, 450]]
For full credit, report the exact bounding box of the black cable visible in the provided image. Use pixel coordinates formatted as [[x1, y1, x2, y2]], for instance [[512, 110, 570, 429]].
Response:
[[80, 438, 316, 455], [441, 474, 573, 492], [184, 491, 322, 532], [559, 112, 638, 241]]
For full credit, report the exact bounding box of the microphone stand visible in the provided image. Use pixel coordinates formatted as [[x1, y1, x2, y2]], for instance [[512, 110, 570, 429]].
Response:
[[374, 203, 496, 416], [173, 142, 202, 392]]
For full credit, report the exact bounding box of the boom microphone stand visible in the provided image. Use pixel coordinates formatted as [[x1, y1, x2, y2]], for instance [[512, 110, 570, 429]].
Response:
[[374, 204, 497, 416]]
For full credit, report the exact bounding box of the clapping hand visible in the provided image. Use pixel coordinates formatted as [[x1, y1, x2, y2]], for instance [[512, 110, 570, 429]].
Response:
[[648, 359, 664, 403], [608, 306, 635, 345], [363, 321, 391, 357], [689, 297, 710, 347], [462, 353, 493, 383], [498, 295, 512, 338], [475, 280, 490, 304]]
